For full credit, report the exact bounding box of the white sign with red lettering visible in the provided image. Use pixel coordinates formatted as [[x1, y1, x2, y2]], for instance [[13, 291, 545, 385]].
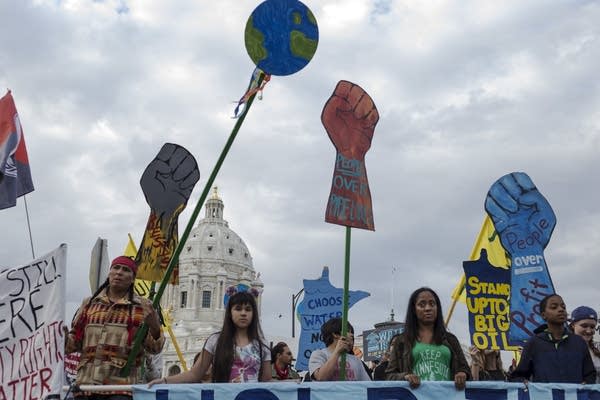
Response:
[[0, 244, 67, 400]]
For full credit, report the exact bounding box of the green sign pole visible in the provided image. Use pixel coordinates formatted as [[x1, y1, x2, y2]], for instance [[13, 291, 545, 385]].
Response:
[[121, 73, 265, 376], [339, 226, 352, 381]]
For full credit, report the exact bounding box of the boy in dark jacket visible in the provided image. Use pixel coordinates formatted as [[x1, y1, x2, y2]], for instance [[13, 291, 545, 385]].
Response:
[[510, 294, 596, 384]]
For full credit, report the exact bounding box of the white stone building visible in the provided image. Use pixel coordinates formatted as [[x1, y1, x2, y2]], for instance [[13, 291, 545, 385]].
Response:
[[159, 187, 264, 376]]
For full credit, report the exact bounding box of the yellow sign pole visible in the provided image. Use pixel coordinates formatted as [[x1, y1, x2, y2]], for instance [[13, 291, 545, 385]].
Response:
[[163, 308, 188, 371]]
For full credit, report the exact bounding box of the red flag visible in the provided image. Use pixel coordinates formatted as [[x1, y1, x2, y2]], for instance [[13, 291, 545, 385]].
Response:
[[0, 90, 34, 209]]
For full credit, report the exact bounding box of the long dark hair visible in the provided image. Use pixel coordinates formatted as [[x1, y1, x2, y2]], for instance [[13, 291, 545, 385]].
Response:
[[212, 291, 267, 382], [403, 287, 447, 347]]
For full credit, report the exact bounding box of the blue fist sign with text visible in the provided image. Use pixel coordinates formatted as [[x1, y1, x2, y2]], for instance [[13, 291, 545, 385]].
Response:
[[484, 172, 556, 345]]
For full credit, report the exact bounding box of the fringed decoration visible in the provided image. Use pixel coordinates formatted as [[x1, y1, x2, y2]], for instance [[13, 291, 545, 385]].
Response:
[[233, 68, 271, 118]]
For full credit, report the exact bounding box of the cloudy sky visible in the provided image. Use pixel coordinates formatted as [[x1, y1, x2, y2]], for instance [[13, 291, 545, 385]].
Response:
[[1, 0, 599, 352]]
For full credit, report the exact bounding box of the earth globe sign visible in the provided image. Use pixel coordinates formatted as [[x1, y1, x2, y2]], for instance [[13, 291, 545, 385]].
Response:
[[245, 0, 319, 76]]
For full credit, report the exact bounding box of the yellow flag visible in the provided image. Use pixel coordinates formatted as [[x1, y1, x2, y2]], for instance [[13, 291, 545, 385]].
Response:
[[124, 233, 137, 258], [125, 234, 170, 328], [450, 215, 511, 303]]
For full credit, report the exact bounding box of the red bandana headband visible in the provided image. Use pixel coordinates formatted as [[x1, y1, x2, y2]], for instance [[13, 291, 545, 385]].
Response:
[[111, 256, 138, 274]]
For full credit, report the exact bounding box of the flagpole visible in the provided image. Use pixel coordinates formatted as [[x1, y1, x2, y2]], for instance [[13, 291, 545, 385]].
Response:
[[390, 266, 396, 318], [120, 72, 265, 376], [23, 195, 35, 259], [445, 286, 462, 327], [339, 226, 351, 381]]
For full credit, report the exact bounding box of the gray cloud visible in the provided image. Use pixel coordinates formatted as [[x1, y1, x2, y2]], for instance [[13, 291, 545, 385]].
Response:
[[1, 0, 599, 353]]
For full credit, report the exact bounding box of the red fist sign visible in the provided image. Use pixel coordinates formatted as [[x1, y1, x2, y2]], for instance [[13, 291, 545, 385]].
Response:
[[322, 81, 379, 230]]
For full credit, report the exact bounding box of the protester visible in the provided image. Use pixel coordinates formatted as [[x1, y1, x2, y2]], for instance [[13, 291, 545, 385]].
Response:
[[385, 287, 470, 389], [271, 342, 301, 381], [309, 317, 372, 381], [65, 256, 165, 400], [469, 346, 505, 381], [569, 305, 600, 383], [510, 294, 596, 383], [148, 289, 271, 384]]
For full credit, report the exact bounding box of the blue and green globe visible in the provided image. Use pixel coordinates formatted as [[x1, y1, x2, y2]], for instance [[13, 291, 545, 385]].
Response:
[[245, 0, 319, 76]]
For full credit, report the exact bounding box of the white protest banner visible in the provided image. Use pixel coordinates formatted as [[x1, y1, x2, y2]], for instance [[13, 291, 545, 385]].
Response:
[[0, 244, 67, 400], [132, 381, 600, 400]]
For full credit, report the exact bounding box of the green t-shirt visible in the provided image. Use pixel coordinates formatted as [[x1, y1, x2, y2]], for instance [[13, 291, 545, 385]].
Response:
[[411, 341, 452, 381]]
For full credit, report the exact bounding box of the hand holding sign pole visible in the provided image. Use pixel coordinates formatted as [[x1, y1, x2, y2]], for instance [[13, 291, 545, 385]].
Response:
[[322, 81, 379, 379], [484, 172, 556, 345]]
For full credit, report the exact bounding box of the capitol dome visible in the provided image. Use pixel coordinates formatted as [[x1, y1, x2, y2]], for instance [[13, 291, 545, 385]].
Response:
[[159, 187, 264, 377], [180, 187, 254, 274]]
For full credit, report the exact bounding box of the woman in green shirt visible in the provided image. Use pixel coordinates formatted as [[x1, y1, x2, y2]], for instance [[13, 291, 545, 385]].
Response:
[[385, 287, 470, 389]]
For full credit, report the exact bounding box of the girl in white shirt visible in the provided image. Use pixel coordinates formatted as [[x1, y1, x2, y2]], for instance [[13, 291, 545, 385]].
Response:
[[149, 289, 271, 385]]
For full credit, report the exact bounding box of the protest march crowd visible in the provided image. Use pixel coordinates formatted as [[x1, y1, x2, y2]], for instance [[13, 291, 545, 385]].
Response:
[[62, 256, 600, 400]]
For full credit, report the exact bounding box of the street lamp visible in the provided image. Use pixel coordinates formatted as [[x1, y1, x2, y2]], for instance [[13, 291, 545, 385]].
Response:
[[291, 288, 304, 338]]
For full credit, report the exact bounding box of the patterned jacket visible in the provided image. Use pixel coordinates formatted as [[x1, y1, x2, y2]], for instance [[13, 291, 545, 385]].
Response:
[[65, 289, 165, 396]]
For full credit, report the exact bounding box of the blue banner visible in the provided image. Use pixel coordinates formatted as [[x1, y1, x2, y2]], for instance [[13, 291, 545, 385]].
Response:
[[295, 267, 369, 371], [484, 172, 556, 346], [463, 249, 519, 351], [133, 381, 600, 400]]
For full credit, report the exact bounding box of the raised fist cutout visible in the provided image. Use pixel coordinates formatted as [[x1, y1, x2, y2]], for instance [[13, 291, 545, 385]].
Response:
[[140, 143, 200, 228], [322, 81, 379, 231], [137, 143, 200, 282], [321, 80, 379, 161], [485, 172, 556, 344], [485, 172, 556, 256]]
